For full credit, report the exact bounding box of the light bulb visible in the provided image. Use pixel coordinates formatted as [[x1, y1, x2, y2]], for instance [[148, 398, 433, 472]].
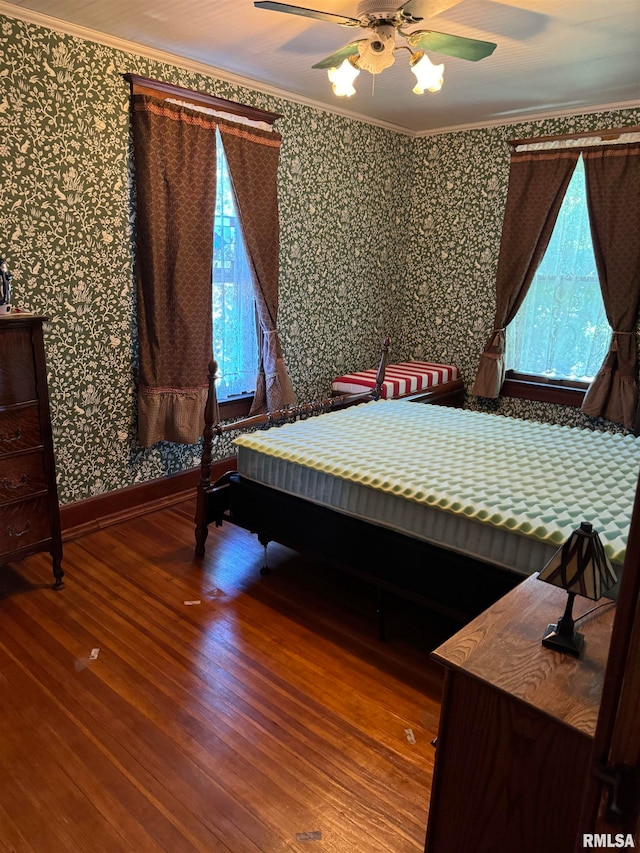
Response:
[[410, 52, 444, 94], [327, 58, 360, 97]]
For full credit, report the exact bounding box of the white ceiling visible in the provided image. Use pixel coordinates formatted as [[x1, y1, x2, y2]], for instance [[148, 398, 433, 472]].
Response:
[[2, 0, 639, 134]]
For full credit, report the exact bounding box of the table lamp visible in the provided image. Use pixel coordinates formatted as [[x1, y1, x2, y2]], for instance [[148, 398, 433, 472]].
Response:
[[537, 521, 617, 658]]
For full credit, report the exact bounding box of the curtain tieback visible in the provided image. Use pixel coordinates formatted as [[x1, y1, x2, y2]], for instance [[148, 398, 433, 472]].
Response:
[[486, 328, 505, 351], [611, 330, 635, 352]]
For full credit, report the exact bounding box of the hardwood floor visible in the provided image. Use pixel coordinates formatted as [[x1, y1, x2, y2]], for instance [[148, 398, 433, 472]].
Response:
[[0, 498, 455, 852]]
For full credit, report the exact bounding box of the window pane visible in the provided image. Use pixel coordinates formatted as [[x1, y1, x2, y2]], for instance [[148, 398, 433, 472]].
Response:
[[212, 132, 258, 400], [507, 157, 610, 382]]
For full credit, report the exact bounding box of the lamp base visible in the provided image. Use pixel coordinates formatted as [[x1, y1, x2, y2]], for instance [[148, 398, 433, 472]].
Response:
[[542, 624, 584, 658]]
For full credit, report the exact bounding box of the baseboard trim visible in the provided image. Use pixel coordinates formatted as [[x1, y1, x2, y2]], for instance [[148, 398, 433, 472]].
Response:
[[60, 456, 237, 541]]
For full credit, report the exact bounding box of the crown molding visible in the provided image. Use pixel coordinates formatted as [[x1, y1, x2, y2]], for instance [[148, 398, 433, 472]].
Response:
[[0, 1, 413, 136], [1, 3, 638, 140], [413, 100, 640, 138]]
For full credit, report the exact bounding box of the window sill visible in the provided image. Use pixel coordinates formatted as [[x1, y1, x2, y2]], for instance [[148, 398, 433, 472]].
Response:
[[218, 395, 254, 420], [502, 374, 587, 408]]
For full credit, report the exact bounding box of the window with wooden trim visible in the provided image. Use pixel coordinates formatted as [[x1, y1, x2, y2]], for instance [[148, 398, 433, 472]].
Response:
[[506, 156, 609, 386], [500, 126, 640, 410], [504, 155, 609, 406]]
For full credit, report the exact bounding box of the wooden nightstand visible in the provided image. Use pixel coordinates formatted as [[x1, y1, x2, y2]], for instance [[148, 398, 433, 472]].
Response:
[[0, 314, 64, 588], [425, 573, 615, 853]]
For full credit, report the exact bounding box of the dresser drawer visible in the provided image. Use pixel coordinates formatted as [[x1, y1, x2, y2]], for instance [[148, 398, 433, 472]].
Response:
[[0, 406, 42, 457], [0, 324, 38, 404], [0, 451, 47, 505], [0, 495, 51, 558], [0, 316, 62, 587]]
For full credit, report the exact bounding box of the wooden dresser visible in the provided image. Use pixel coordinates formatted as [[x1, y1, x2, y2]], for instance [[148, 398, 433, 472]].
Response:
[[0, 314, 64, 588], [425, 573, 615, 853]]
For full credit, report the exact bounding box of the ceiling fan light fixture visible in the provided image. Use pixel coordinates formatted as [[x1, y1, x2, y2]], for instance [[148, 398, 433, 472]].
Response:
[[357, 26, 396, 74], [410, 51, 444, 94], [327, 57, 360, 96]]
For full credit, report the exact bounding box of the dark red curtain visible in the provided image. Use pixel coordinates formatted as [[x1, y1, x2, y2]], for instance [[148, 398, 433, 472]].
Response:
[[132, 95, 217, 446], [582, 143, 640, 430], [471, 149, 580, 398], [219, 120, 295, 413]]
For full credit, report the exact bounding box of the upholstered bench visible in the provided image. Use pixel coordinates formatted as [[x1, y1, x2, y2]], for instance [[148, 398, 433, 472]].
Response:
[[332, 361, 464, 407]]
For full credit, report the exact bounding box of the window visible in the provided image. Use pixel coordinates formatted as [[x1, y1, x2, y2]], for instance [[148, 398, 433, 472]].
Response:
[[506, 156, 610, 387], [212, 131, 258, 402]]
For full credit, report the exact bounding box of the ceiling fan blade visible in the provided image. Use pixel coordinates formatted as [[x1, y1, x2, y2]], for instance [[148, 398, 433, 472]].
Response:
[[254, 1, 361, 27], [312, 41, 363, 69], [407, 29, 496, 61]]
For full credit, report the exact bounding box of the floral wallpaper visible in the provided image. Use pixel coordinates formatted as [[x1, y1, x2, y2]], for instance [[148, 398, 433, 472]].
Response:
[[0, 10, 638, 505], [0, 13, 409, 504]]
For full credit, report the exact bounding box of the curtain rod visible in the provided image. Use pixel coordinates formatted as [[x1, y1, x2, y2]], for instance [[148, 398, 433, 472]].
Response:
[[123, 74, 282, 126], [508, 125, 640, 148]]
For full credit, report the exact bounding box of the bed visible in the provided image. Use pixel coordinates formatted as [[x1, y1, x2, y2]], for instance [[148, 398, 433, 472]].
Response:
[[195, 347, 640, 629]]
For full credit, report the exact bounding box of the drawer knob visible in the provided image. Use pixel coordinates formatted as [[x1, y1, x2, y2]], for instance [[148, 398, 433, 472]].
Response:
[[7, 521, 31, 538], [0, 428, 22, 444], [1, 474, 28, 491]]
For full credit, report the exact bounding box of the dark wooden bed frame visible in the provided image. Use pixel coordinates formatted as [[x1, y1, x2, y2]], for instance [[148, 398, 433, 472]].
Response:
[[194, 339, 522, 633]]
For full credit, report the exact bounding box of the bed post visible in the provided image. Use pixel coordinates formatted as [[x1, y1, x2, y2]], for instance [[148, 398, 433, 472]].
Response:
[[194, 337, 391, 558], [195, 360, 220, 556], [373, 336, 390, 400]]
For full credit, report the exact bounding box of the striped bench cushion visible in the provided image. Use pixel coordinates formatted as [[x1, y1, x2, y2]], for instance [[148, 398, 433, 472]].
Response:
[[332, 361, 460, 399]]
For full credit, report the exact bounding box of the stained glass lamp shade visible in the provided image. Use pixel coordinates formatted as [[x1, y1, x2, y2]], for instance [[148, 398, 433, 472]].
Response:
[[537, 521, 617, 658]]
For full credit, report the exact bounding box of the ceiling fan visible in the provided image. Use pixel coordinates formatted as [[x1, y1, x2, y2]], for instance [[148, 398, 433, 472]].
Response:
[[254, 0, 497, 96]]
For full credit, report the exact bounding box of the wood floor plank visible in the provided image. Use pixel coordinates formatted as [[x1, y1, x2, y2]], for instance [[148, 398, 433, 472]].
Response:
[[0, 614, 274, 852], [0, 497, 452, 852]]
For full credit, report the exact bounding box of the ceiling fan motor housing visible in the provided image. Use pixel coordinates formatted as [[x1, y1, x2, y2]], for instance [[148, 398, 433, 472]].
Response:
[[356, 0, 402, 20], [355, 0, 421, 26]]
